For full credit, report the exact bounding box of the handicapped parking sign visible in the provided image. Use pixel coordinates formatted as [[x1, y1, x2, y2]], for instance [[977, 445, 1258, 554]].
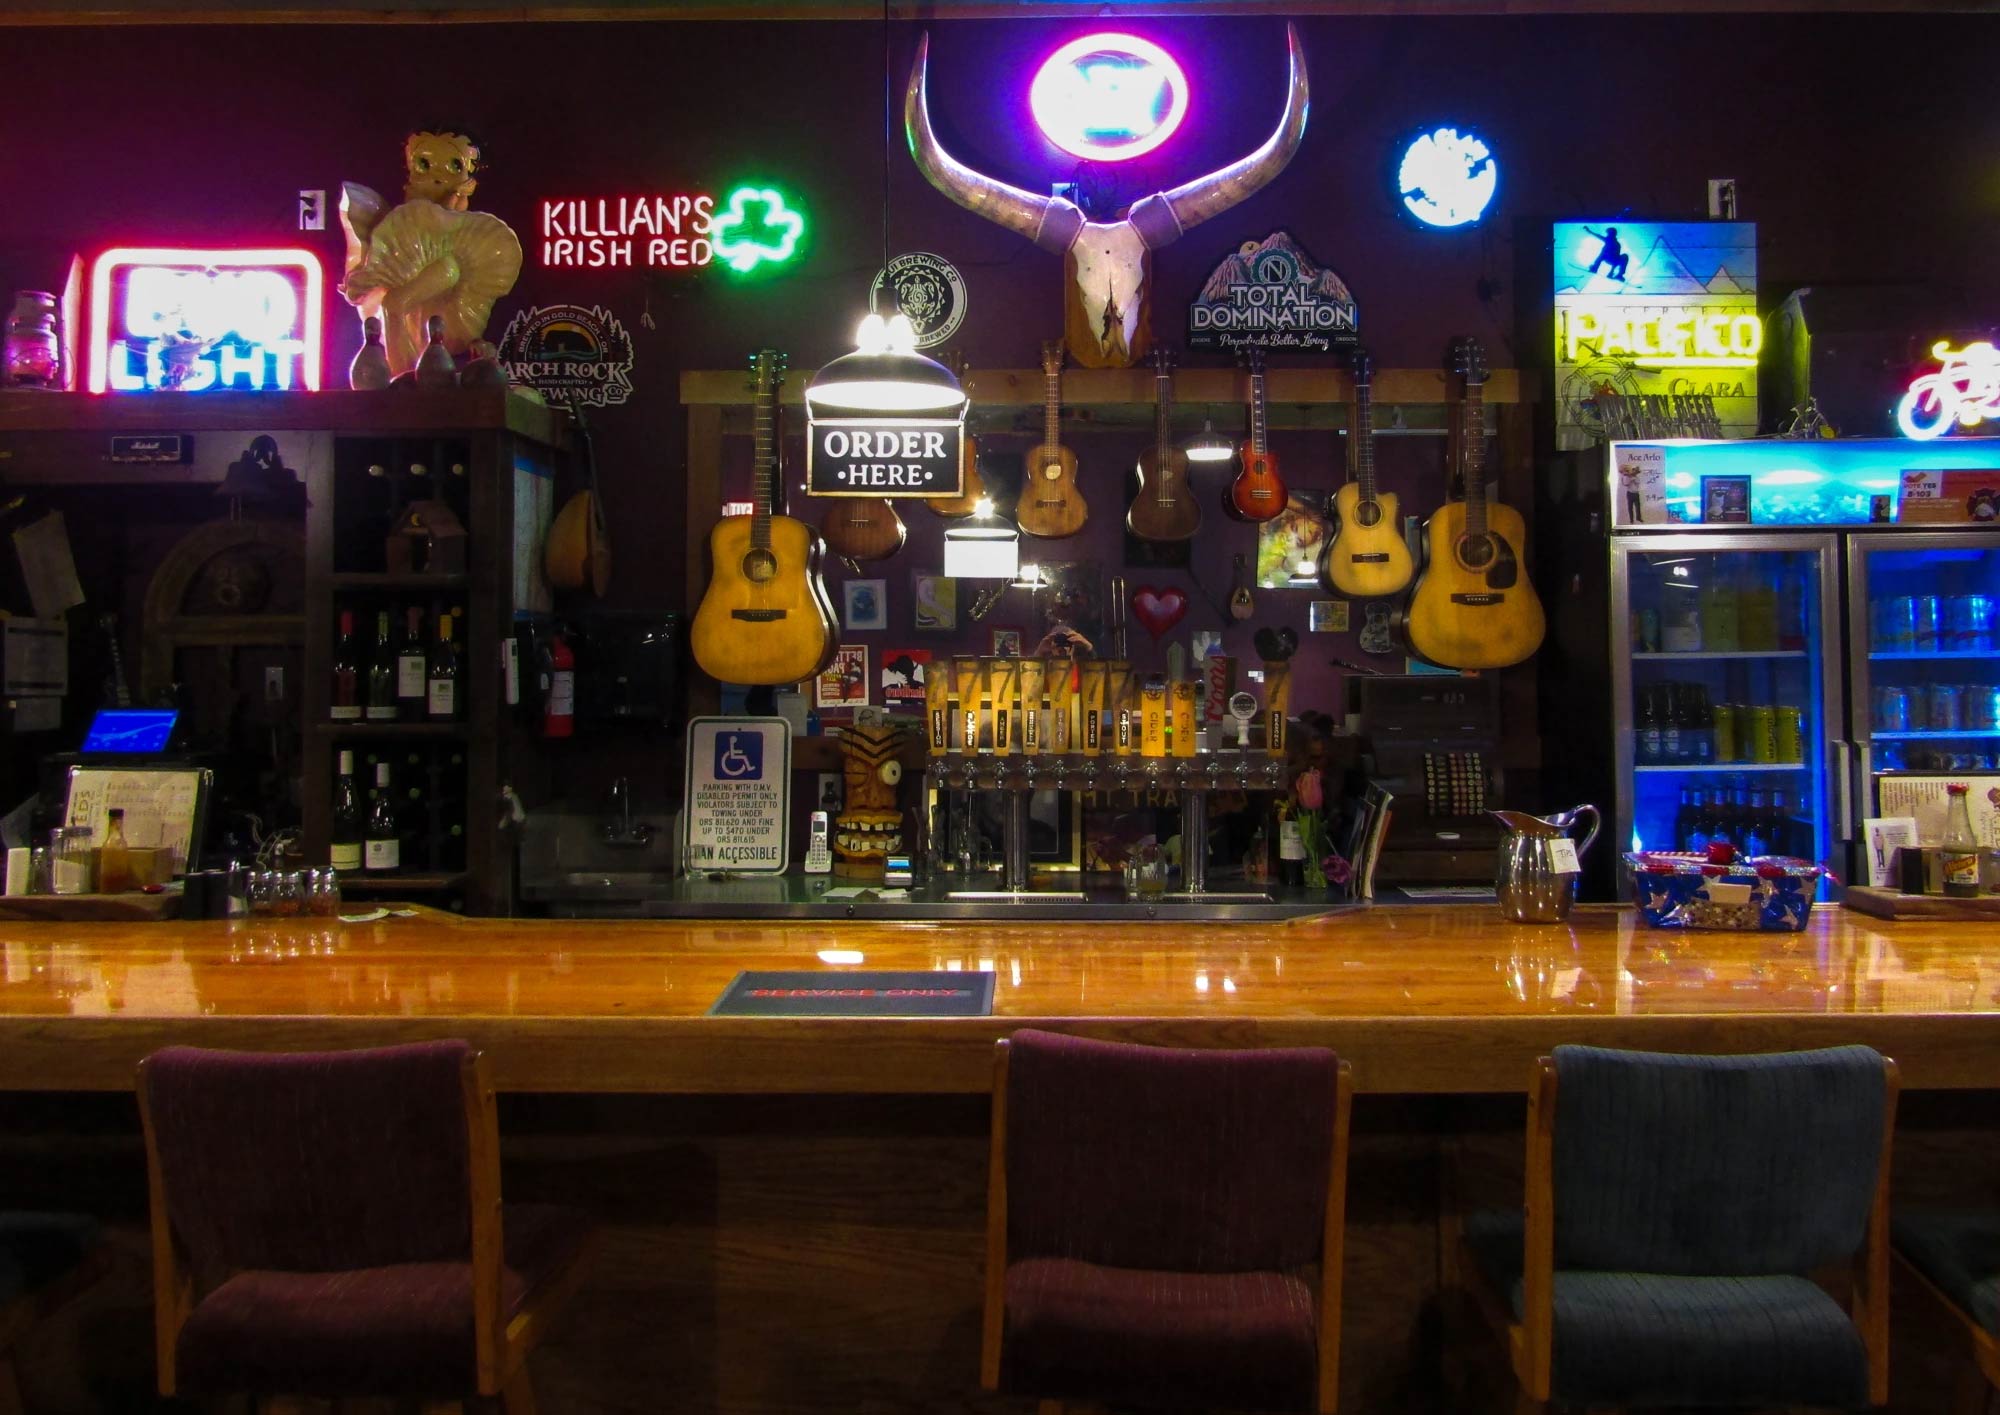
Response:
[[713, 730, 763, 781], [683, 717, 790, 874]]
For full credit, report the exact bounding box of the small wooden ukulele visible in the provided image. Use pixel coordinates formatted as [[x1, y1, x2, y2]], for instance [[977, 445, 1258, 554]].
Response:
[[1405, 338, 1546, 670], [1127, 345, 1199, 543], [1225, 346, 1286, 522], [1017, 340, 1088, 539], [691, 350, 840, 685], [1319, 348, 1415, 599], [1228, 553, 1256, 621], [924, 350, 986, 519], [819, 492, 907, 564]]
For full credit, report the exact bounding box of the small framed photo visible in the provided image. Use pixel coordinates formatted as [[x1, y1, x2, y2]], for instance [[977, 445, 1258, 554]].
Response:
[[815, 644, 870, 710], [912, 571, 957, 632], [989, 627, 1024, 657], [843, 578, 887, 632], [1702, 475, 1752, 524]]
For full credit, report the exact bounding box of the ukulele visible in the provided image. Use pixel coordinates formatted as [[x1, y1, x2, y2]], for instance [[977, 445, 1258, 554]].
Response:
[[691, 350, 840, 686], [1017, 340, 1088, 539], [819, 491, 907, 564], [1319, 348, 1415, 599], [1405, 338, 1546, 671], [1127, 346, 1199, 542], [924, 350, 986, 519], [1228, 553, 1256, 621], [1225, 347, 1286, 523]]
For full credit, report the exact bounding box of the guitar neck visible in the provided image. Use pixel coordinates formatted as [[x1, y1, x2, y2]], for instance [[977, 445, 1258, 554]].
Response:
[[1461, 380, 1487, 539], [752, 376, 777, 551], [1154, 369, 1174, 500], [1249, 370, 1268, 457], [1354, 379, 1375, 500], [1044, 366, 1061, 451]]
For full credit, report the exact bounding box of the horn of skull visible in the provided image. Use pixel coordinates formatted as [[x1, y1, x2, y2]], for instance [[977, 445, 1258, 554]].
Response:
[[905, 25, 1310, 370]]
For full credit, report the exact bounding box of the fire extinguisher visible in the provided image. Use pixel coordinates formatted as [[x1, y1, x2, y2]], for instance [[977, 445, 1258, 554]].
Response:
[[540, 627, 575, 739]]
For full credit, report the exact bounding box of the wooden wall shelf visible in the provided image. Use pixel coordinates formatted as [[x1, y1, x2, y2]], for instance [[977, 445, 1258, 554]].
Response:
[[0, 388, 569, 444], [681, 366, 1528, 409]]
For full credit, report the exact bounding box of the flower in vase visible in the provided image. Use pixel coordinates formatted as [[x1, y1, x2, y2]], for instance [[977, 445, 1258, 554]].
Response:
[[1295, 768, 1324, 811], [1322, 852, 1353, 886]]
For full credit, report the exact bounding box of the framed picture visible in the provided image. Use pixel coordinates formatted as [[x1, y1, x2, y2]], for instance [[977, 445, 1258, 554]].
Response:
[[989, 627, 1024, 657], [912, 572, 957, 631], [815, 644, 870, 710], [880, 648, 930, 706], [1702, 475, 1752, 524], [843, 578, 887, 631]]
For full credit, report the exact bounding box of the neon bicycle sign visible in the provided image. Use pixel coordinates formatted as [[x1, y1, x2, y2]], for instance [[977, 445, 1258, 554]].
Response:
[[1899, 339, 2000, 440]]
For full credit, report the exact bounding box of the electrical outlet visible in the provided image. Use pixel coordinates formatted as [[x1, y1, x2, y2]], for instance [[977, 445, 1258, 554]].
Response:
[[298, 189, 326, 231], [264, 665, 285, 701], [1707, 178, 1738, 219], [816, 772, 843, 811]]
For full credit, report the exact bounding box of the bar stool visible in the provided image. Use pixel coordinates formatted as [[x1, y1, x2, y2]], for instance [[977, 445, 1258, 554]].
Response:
[[1889, 1209, 2000, 1413], [0, 1211, 106, 1409], [1456, 1044, 1897, 1412], [137, 1040, 593, 1414], [982, 1029, 1353, 1414]]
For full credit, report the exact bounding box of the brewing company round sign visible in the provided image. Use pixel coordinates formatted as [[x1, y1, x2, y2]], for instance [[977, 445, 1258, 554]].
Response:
[[870, 252, 967, 350]]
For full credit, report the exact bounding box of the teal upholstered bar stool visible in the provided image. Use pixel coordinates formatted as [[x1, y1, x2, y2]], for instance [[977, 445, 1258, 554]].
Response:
[[1890, 1208, 2000, 1412], [1458, 1044, 1898, 1413]]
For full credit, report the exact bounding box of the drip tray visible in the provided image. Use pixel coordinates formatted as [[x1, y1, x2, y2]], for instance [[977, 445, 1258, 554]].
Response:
[[950, 891, 1088, 901]]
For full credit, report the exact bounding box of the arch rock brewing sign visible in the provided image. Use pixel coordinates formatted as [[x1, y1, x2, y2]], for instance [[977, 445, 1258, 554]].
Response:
[[495, 303, 636, 408]]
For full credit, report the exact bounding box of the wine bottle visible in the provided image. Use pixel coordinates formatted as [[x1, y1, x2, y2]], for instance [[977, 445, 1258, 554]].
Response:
[[397, 607, 427, 720], [366, 610, 397, 721], [331, 610, 361, 720], [332, 750, 363, 872], [366, 762, 401, 872], [427, 611, 461, 720]]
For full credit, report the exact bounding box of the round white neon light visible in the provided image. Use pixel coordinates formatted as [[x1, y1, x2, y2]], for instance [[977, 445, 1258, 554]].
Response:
[[1397, 127, 1498, 229], [1030, 33, 1189, 163]]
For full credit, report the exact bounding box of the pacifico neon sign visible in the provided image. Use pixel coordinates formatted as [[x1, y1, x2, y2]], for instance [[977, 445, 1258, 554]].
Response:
[[88, 248, 323, 394], [1559, 304, 1763, 369]]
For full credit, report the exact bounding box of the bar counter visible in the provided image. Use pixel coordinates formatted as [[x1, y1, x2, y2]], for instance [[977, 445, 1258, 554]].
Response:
[[0, 903, 1994, 1094]]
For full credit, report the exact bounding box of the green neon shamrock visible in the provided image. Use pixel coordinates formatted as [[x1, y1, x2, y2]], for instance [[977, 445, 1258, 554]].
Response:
[[710, 186, 805, 274]]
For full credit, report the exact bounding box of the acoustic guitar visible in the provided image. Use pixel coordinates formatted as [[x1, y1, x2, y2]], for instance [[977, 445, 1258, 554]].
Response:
[[1127, 345, 1199, 543], [1017, 340, 1087, 539], [819, 492, 907, 564], [924, 350, 986, 519], [545, 407, 613, 596], [1405, 338, 1545, 671], [691, 350, 839, 686], [1319, 348, 1414, 599], [1225, 347, 1286, 523]]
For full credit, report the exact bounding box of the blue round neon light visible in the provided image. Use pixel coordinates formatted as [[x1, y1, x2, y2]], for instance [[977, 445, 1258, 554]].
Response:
[[1030, 33, 1189, 163], [1397, 127, 1498, 229]]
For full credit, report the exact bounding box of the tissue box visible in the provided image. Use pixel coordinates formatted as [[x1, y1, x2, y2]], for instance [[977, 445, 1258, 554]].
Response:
[[1624, 853, 1826, 931]]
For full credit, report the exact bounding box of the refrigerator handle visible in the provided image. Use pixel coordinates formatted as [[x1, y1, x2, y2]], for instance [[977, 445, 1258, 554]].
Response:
[[1857, 743, 1873, 830], [1829, 739, 1855, 842]]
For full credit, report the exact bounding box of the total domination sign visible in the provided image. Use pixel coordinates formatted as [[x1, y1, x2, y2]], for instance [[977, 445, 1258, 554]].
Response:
[[807, 419, 964, 497]]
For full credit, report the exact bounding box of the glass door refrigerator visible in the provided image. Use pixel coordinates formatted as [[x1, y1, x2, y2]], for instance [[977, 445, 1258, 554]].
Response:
[[1605, 436, 2000, 894]]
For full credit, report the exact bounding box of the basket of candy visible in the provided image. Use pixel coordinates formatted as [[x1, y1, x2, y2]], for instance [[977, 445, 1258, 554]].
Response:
[[1625, 846, 1828, 931]]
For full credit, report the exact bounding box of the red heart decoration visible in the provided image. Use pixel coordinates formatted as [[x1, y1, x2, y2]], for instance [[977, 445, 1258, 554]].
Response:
[[1131, 585, 1189, 640]]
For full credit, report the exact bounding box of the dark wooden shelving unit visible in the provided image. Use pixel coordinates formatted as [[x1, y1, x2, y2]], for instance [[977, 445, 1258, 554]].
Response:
[[327, 572, 471, 591], [311, 721, 471, 739]]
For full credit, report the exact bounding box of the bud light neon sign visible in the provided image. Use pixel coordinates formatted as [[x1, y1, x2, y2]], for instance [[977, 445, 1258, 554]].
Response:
[[1030, 34, 1189, 162], [88, 248, 323, 394]]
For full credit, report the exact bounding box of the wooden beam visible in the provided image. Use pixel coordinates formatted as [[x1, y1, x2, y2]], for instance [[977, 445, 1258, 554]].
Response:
[[680, 367, 1530, 408]]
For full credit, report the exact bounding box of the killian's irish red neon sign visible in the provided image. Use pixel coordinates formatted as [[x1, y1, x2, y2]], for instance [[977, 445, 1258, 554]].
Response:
[[538, 187, 804, 273]]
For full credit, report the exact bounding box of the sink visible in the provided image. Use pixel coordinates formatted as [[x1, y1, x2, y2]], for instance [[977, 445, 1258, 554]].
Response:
[[519, 809, 678, 901]]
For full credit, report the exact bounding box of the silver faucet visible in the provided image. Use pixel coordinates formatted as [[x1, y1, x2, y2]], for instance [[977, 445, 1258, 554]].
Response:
[[602, 777, 656, 847]]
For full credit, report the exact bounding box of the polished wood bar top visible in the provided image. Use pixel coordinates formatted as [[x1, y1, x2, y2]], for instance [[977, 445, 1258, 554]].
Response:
[[0, 904, 1996, 1094]]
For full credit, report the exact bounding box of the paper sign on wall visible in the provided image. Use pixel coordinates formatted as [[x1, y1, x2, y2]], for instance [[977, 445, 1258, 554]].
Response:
[[1878, 778, 2000, 848], [682, 717, 791, 873], [1612, 445, 1671, 525]]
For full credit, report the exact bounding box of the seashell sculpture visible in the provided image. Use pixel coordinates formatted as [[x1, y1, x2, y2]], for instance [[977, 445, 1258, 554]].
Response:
[[338, 128, 522, 378]]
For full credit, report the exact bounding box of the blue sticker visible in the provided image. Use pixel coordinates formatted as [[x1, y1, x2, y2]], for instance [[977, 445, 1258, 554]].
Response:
[[713, 730, 764, 781]]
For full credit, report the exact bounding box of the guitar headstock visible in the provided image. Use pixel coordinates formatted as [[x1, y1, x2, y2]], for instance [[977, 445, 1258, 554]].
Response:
[[1350, 346, 1374, 388], [1150, 344, 1179, 375], [1244, 345, 1266, 377], [749, 348, 788, 394], [1040, 340, 1064, 377], [1447, 337, 1488, 386]]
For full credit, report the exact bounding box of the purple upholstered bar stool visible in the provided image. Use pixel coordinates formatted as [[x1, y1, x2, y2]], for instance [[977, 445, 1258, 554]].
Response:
[[137, 1040, 592, 1414], [982, 1029, 1354, 1415]]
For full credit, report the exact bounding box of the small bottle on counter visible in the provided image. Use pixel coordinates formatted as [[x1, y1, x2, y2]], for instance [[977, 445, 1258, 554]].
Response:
[[97, 810, 133, 894], [1943, 783, 1981, 899]]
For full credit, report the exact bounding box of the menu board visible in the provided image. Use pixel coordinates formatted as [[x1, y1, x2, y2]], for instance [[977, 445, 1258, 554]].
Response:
[[65, 767, 211, 872]]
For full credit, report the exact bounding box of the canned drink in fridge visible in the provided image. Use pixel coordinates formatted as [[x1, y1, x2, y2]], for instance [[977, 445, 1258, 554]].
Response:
[[1970, 685, 2000, 731], [1948, 595, 1996, 652], [1877, 597, 1918, 652], [1713, 702, 1738, 762], [1744, 704, 1776, 763], [1872, 686, 1912, 734], [1915, 595, 1943, 651], [1928, 682, 1966, 731], [1775, 707, 1804, 764]]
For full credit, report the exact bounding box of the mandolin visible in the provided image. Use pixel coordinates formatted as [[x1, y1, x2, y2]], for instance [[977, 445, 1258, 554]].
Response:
[[545, 407, 613, 596], [692, 350, 840, 686], [924, 350, 987, 519], [1127, 345, 1199, 542], [1225, 347, 1287, 522], [1319, 348, 1415, 599], [1405, 338, 1545, 670], [1228, 553, 1256, 621], [819, 493, 907, 563], [1017, 340, 1088, 539]]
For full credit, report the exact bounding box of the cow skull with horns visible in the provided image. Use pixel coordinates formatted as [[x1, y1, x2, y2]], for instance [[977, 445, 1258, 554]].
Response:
[[906, 25, 1310, 369]]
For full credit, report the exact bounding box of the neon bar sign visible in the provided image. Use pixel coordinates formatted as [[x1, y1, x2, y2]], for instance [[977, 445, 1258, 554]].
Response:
[[1898, 340, 2000, 440], [539, 186, 805, 272], [1559, 305, 1763, 368], [1030, 33, 1189, 162], [88, 248, 322, 394]]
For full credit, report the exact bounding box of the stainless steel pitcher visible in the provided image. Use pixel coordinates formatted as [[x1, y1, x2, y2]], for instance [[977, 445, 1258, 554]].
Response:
[[1492, 805, 1602, 923]]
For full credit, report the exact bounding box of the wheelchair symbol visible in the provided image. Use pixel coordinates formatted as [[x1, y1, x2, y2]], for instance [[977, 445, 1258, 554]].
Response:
[[714, 732, 762, 780]]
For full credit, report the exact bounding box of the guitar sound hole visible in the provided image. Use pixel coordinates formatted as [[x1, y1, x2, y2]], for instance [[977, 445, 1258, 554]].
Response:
[[1042, 461, 1064, 481], [1457, 534, 1495, 571], [742, 548, 778, 584], [1354, 501, 1383, 528]]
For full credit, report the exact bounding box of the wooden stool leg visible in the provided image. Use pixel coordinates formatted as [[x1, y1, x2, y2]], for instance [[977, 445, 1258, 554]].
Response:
[[499, 1369, 538, 1415], [1956, 1362, 1993, 1415], [1512, 1390, 1546, 1415]]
